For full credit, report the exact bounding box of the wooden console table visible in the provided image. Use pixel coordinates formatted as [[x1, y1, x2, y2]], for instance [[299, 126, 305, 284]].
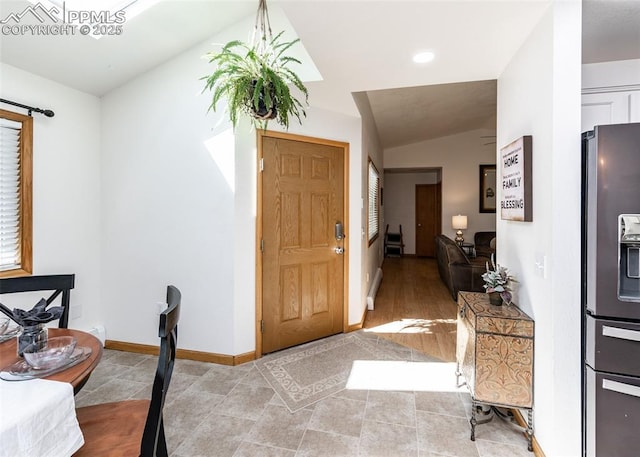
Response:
[[456, 291, 535, 451]]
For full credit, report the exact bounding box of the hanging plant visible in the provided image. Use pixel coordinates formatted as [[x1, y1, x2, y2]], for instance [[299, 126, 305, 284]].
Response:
[[201, 0, 308, 130]]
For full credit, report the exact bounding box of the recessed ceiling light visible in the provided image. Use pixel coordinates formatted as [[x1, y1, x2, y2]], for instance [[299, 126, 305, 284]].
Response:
[[413, 52, 435, 64]]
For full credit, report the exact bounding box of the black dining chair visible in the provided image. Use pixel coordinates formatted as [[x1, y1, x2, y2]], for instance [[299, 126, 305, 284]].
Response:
[[74, 285, 181, 457], [0, 274, 75, 328]]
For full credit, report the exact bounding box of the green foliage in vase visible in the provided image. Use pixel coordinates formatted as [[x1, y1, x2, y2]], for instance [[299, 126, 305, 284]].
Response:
[[482, 254, 517, 304], [202, 31, 309, 130]]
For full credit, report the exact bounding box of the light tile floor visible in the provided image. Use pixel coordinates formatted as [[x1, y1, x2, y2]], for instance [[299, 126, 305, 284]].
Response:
[[75, 339, 532, 457]]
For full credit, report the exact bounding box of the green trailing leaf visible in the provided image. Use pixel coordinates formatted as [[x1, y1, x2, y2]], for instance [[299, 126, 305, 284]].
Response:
[[274, 40, 300, 61], [201, 30, 309, 130], [279, 56, 303, 67], [231, 41, 249, 51]]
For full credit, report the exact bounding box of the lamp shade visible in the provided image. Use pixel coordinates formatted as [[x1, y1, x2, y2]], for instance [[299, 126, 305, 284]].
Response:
[[452, 215, 467, 230]]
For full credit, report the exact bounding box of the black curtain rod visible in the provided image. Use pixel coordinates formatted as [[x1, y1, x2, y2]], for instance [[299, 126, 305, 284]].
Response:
[[0, 98, 55, 118]]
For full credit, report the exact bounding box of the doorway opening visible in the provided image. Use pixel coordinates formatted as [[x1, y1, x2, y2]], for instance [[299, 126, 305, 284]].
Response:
[[383, 168, 442, 257]]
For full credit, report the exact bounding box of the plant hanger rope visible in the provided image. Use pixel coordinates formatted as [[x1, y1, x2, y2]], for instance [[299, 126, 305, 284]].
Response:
[[252, 0, 273, 54]]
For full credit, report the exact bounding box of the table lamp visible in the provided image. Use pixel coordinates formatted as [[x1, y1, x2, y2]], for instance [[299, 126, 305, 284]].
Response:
[[452, 215, 467, 245]]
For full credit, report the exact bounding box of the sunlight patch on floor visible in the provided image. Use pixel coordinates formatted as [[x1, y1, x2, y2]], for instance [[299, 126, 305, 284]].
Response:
[[362, 318, 456, 334], [345, 360, 466, 393]]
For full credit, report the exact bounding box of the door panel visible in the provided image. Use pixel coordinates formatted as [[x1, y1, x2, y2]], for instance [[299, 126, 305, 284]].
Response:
[[415, 183, 442, 257], [586, 315, 640, 377], [586, 367, 640, 457], [261, 136, 345, 353]]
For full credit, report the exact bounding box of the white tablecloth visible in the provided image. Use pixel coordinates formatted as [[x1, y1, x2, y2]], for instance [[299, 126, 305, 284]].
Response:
[[0, 378, 84, 457]]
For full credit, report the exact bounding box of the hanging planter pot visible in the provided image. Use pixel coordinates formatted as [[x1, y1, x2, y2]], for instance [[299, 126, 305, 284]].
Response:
[[248, 80, 277, 120], [201, 0, 308, 130]]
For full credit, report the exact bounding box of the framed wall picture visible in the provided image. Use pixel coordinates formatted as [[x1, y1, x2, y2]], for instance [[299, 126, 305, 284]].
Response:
[[479, 165, 496, 213], [500, 135, 532, 221]]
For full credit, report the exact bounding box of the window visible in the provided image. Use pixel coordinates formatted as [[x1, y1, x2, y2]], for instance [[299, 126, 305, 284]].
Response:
[[0, 109, 32, 276], [368, 159, 380, 244]]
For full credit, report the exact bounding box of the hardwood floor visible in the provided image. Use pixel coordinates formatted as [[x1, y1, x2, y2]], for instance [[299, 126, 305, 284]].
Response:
[[362, 256, 458, 362]]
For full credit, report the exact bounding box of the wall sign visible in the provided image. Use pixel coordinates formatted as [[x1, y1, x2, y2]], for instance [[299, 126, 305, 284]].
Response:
[[500, 135, 532, 222]]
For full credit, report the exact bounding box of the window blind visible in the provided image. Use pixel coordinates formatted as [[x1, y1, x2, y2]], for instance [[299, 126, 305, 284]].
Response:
[[368, 161, 379, 242], [0, 118, 22, 271]]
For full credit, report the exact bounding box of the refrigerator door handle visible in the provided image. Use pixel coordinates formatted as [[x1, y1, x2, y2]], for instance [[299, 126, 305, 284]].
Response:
[[603, 379, 640, 399], [602, 325, 640, 342]]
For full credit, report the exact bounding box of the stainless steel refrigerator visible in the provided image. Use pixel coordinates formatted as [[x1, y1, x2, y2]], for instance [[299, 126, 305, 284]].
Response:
[[582, 123, 640, 457]]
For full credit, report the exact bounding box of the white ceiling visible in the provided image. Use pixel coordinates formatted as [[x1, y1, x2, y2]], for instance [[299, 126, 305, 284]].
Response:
[[0, 0, 638, 149], [366, 80, 497, 149], [582, 0, 640, 64], [0, 1, 256, 96]]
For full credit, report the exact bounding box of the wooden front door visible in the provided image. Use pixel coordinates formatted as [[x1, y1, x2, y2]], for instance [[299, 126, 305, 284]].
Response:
[[415, 183, 441, 257], [260, 133, 346, 353]]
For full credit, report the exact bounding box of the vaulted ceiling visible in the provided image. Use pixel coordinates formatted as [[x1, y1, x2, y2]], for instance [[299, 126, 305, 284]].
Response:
[[1, 0, 638, 149]]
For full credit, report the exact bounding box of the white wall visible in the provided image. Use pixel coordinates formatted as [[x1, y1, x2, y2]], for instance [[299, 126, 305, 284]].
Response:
[[100, 40, 237, 352], [0, 63, 102, 331], [496, 2, 581, 455], [383, 171, 439, 254], [100, 21, 365, 354], [351, 92, 384, 317], [232, 117, 258, 354], [384, 128, 497, 243]]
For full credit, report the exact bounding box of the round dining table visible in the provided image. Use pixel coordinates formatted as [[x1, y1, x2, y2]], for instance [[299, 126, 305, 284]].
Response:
[[0, 327, 103, 393]]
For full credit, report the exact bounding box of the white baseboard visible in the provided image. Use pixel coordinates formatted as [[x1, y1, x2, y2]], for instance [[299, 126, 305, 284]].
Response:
[[366, 268, 383, 310]]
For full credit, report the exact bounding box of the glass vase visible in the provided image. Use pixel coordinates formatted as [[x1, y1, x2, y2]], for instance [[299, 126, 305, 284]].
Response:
[[17, 324, 48, 357]]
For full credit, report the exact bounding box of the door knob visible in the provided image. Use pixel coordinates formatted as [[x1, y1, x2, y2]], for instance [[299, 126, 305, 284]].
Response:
[[417, 224, 422, 227], [334, 247, 344, 254]]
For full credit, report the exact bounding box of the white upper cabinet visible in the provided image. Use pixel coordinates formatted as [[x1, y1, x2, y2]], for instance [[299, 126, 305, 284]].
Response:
[[582, 91, 640, 132], [632, 92, 640, 123], [582, 59, 640, 132]]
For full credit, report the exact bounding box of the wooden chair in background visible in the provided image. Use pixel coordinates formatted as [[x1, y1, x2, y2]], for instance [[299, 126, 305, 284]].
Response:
[[384, 224, 405, 257]]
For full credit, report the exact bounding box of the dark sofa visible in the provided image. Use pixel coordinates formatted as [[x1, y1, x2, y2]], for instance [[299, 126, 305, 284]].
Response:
[[435, 235, 487, 301], [474, 231, 496, 259]]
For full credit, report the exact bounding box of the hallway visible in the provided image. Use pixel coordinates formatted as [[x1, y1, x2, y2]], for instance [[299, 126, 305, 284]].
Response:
[[363, 257, 458, 362]]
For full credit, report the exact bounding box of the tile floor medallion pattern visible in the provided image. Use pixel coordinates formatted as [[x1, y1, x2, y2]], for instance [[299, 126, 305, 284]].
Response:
[[75, 331, 533, 457]]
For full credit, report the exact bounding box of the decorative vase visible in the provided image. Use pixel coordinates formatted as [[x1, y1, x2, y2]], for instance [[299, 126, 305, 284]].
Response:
[[488, 292, 502, 306], [17, 324, 48, 357]]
